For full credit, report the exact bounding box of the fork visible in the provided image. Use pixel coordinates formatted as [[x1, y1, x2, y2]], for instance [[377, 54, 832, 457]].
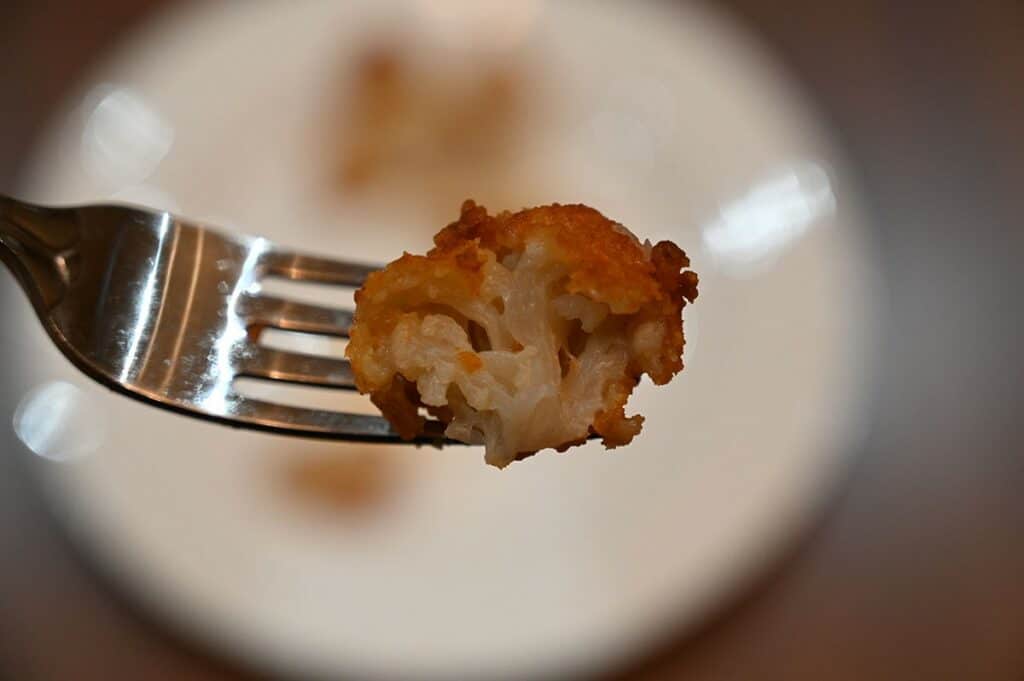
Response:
[[0, 194, 449, 444]]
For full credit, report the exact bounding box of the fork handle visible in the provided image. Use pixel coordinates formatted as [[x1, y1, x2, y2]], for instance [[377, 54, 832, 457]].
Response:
[[0, 194, 79, 309]]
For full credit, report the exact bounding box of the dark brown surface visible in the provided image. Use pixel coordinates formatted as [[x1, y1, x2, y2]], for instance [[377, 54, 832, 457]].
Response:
[[2, 2, 1023, 680]]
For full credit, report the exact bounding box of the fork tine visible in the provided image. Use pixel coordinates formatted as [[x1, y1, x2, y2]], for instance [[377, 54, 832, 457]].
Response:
[[239, 295, 353, 337], [226, 396, 453, 444], [238, 347, 357, 389], [230, 397, 399, 440], [261, 250, 378, 286]]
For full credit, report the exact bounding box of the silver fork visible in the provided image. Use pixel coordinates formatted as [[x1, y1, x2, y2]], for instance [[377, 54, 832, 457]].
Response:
[[0, 194, 449, 444]]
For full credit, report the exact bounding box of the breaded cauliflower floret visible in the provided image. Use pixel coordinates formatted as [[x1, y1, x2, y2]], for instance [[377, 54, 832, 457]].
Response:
[[346, 200, 699, 467]]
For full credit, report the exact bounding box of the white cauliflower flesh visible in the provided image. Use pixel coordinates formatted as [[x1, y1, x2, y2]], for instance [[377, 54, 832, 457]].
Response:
[[346, 201, 698, 468]]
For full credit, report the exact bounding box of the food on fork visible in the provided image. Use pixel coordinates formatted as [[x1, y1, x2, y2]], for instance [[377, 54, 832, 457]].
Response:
[[345, 201, 699, 468]]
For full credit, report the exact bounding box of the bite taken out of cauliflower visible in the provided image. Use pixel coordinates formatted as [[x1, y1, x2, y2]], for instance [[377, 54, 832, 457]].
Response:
[[345, 200, 699, 468]]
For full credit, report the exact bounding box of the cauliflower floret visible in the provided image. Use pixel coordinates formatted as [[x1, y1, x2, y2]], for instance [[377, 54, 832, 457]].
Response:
[[346, 200, 699, 468]]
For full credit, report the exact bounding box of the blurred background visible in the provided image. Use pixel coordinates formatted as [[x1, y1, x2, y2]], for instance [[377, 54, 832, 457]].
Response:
[[1, 1, 1023, 680]]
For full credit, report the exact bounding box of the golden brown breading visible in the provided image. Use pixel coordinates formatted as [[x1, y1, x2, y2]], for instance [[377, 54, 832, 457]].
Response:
[[346, 200, 698, 467]]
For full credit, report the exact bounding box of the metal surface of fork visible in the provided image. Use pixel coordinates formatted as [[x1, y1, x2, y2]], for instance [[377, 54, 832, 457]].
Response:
[[0, 194, 448, 443]]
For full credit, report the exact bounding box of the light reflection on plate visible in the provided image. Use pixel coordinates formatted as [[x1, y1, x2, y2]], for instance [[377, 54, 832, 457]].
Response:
[[80, 85, 174, 189], [702, 162, 837, 275], [14, 381, 106, 463]]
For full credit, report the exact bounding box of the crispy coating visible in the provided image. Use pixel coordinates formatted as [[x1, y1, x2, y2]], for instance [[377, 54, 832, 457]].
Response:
[[346, 200, 698, 467]]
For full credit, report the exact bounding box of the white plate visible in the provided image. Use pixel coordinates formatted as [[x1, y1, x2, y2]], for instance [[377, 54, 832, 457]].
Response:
[[8, 1, 878, 679]]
